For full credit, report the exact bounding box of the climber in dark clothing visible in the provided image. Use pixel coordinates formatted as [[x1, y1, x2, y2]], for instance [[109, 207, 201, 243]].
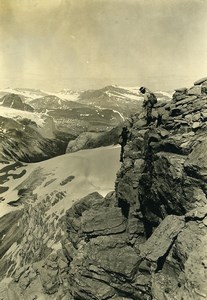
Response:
[[139, 86, 157, 125], [119, 126, 129, 162]]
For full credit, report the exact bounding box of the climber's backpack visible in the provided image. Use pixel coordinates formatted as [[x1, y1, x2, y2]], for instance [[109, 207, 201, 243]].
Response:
[[149, 93, 157, 105]]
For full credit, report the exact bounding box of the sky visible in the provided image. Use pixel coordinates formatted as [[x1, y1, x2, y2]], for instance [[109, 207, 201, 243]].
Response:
[[0, 0, 207, 91]]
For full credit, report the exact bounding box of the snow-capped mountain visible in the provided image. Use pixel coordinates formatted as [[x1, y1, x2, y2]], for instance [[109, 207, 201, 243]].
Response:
[[78, 85, 172, 117], [79, 85, 172, 102], [0, 85, 172, 103]]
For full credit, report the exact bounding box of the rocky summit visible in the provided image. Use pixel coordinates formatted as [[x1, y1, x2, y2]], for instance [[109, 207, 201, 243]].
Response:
[[0, 94, 34, 112], [1, 78, 207, 299]]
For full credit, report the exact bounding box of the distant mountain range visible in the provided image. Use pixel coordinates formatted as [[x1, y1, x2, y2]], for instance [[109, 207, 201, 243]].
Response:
[[0, 85, 172, 103], [0, 85, 172, 132], [0, 85, 173, 162]]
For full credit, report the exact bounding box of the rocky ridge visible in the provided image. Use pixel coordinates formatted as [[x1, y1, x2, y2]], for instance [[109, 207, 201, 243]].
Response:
[[1, 78, 207, 299]]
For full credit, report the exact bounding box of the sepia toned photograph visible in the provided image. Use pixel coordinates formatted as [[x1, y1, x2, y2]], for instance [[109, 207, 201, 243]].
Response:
[[0, 0, 207, 299]]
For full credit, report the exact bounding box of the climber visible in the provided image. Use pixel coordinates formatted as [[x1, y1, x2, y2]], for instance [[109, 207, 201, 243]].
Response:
[[139, 86, 157, 125], [118, 126, 129, 162]]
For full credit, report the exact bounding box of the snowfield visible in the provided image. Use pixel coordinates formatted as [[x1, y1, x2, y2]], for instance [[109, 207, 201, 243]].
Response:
[[0, 146, 121, 218]]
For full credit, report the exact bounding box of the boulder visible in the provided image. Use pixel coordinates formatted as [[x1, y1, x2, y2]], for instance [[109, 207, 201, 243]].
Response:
[[86, 236, 140, 278], [201, 81, 207, 94], [194, 77, 207, 85], [80, 207, 126, 237], [152, 220, 207, 300], [72, 276, 115, 300], [187, 85, 202, 96], [185, 204, 207, 220], [174, 87, 188, 93], [192, 121, 201, 129], [174, 95, 197, 107], [184, 138, 207, 181], [139, 215, 185, 264]]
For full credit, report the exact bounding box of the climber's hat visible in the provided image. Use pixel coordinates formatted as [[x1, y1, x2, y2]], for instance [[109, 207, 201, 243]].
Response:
[[139, 86, 146, 94]]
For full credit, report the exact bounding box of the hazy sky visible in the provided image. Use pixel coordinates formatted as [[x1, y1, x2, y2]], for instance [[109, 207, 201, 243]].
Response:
[[0, 0, 207, 91]]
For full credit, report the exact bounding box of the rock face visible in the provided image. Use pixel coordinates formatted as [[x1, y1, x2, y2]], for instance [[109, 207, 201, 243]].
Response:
[[114, 77, 207, 299], [1, 77, 207, 299]]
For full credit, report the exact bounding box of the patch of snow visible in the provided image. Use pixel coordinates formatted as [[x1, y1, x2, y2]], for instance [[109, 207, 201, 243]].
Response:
[[112, 110, 125, 121], [119, 86, 139, 93], [1, 234, 6, 240], [0, 192, 32, 216], [0, 106, 46, 127], [106, 91, 126, 99], [122, 93, 143, 101], [105, 88, 142, 101], [0, 276, 13, 284]]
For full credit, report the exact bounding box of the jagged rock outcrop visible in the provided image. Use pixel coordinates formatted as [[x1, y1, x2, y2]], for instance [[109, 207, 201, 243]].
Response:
[[1, 77, 207, 299], [60, 77, 207, 299], [114, 77, 207, 299]]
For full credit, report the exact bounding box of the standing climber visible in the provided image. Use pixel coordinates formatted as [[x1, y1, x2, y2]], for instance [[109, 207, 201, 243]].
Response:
[[119, 126, 129, 162], [139, 86, 157, 125]]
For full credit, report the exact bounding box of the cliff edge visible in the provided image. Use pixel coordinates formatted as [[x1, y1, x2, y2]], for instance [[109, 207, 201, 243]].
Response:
[[2, 78, 207, 300]]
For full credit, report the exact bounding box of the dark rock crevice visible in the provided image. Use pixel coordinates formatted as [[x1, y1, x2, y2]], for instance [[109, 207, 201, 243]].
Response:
[[118, 198, 130, 218], [155, 234, 178, 273]]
